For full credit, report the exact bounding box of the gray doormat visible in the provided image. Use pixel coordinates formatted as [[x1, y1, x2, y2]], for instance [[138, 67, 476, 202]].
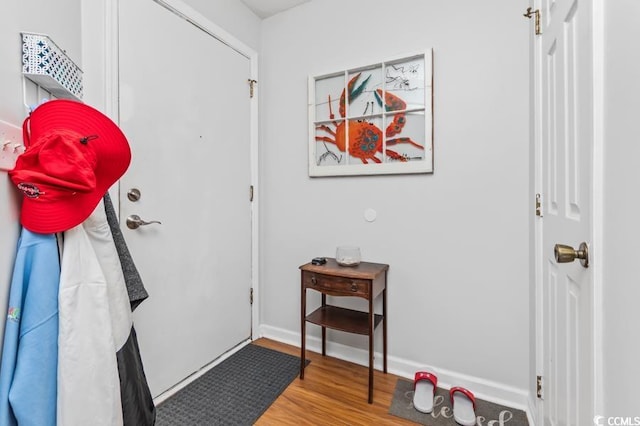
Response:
[[155, 344, 306, 425], [389, 378, 529, 425]]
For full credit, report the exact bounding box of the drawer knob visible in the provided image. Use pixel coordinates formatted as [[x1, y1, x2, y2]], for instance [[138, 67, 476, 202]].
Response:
[[350, 281, 358, 292], [311, 276, 317, 285]]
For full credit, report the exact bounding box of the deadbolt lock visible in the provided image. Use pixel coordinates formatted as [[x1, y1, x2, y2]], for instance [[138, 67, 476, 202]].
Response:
[[127, 188, 141, 202]]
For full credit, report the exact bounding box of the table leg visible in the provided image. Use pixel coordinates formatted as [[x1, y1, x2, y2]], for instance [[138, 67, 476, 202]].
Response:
[[300, 286, 306, 379], [368, 295, 374, 404], [383, 286, 387, 374], [321, 293, 327, 356]]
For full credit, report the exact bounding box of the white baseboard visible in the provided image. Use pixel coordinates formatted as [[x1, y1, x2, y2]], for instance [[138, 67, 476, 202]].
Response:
[[259, 324, 533, 421], [527, 395, 538, 425]]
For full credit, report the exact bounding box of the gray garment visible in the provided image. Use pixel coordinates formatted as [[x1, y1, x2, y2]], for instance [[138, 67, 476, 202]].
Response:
[[103, 193, 149, 310]]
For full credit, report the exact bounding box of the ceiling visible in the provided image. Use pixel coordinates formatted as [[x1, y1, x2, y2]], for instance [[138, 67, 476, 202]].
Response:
[[240, 0, 311, 19]]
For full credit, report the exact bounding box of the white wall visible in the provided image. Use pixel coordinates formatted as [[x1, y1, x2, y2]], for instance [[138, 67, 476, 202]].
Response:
[[602, 0, 640, 416], [0, 0, 82, 342], [259, 0, 531, 407]]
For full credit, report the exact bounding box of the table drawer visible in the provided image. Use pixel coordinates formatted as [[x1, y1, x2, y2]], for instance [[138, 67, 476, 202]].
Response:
[[303, 271, 369, 297]]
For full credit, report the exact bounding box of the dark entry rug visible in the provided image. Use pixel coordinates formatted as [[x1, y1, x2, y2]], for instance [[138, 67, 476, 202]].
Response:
[[155, 344, 305, 425], [389, 378, 529, 426]]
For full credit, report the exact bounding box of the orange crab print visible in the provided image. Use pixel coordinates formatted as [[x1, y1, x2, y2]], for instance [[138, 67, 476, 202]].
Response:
[[315, 72, 424, 164]]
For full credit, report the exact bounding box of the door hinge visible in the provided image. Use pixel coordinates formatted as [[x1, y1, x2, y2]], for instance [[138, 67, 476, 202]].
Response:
[[249, 185, 254, 202], [535, 193, 542, 217], [524, 7, 541, 35], [250, 287, 254, 305], [537, 375, 543, 399], [248, 79, 257, 98]]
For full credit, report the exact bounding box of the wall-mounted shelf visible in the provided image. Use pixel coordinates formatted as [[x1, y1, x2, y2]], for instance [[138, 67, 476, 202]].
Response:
[[21, 32, 83, 100]]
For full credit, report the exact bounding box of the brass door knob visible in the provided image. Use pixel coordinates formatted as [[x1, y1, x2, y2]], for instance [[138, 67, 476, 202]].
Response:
[[554, 242, 589, 268]]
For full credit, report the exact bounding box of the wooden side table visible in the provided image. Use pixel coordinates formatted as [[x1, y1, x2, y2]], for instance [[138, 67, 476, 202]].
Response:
[[299, 258, 388, 403]]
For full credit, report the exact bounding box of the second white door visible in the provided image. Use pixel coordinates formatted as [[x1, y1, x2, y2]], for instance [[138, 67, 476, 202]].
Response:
[[536, 0, 597, 423]]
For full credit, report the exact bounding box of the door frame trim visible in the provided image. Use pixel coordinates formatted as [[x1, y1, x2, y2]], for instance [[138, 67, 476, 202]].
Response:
[[101, 0, 260, 340], [591, 0, 605, 415], [531, 0, 605, 420]]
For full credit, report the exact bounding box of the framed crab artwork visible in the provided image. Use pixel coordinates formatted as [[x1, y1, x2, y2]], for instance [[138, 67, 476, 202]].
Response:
[[308, 50, 433, 177]]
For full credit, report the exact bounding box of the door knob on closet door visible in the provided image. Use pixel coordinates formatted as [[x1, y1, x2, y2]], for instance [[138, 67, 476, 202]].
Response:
[[126, 214, 162, 230], [554, 242, 589, 268]]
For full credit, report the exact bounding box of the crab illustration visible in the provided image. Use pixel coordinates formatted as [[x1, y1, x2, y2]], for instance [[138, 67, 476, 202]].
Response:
[[315, 72, 423, 164]]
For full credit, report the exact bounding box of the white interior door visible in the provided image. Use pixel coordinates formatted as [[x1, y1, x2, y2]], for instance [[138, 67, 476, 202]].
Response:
[[536, 0, 596, 423], [118, 0, 253, 396]]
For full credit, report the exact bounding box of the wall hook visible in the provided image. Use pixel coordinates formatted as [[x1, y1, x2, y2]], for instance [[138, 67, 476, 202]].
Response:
[[0, 119, 24, 171]]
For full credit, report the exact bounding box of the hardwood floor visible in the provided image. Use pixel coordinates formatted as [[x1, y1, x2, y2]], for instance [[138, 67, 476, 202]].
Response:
[[252, 338, 416, 425]]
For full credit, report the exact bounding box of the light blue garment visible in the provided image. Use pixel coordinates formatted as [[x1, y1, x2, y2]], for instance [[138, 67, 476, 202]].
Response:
[[0, 228, 59, 426]]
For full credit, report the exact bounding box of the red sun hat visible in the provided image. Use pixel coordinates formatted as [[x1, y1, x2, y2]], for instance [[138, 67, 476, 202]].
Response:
[[9, 99, 131, 234]]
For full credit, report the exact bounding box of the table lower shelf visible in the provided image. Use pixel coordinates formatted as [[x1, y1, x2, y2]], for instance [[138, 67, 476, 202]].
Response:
[[305, 306, 383, 335]]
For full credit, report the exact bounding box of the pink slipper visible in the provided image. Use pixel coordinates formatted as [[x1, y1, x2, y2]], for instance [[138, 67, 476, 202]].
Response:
[[412, 371, 438, 413], [450, 386, 476, 426]]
